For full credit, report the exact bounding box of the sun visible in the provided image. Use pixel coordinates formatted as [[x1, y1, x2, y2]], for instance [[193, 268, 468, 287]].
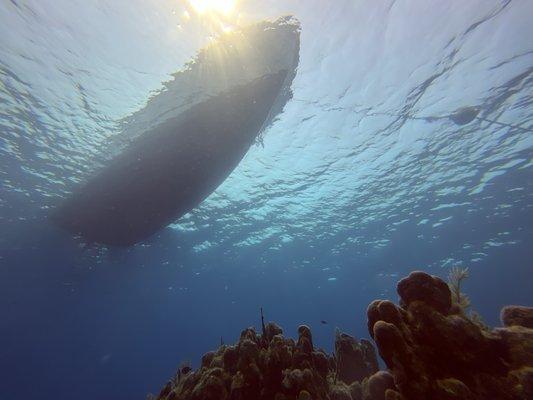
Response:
[[187, 0, 237, 15]]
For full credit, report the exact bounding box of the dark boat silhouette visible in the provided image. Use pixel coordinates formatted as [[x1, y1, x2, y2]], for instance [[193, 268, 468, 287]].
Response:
[[52, 17, 300, 246]]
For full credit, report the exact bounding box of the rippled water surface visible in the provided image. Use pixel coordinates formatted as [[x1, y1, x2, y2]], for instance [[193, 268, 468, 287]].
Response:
[[1, 1, 532, 399]]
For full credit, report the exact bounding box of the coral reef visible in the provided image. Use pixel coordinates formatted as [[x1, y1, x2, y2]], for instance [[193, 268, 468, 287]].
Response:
[[153, 271, 533, 400], [368, 271, 533, 400], [334, 329, 379, 385], [501, 305, 533, 329], [153, 322, 385, 400], [447, 266, 471, 311]]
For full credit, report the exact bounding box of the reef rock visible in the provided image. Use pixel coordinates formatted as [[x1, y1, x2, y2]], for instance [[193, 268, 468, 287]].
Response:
[[334, 331, 379, 385], [368, 270, 533, 400], [501, 305, 533, 329], [153, 271, 533, 400], [154, 322, 388, 400]]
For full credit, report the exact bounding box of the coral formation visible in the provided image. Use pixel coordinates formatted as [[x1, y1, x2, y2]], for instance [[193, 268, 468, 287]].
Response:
[[153, 322, 384, 400], [334, 328, 379, 385], [368, 271, 533, 400], [501, 305, 533, 329], [153, 271, 533, 400], [447, 266, 471, 311]]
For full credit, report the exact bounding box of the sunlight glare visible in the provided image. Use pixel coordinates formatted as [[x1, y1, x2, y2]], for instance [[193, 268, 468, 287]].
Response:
[[187, 0, 237, 15]]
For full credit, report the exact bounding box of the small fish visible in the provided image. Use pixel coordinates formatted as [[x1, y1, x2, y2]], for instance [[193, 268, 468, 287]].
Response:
[[320, 320, 328, 325]]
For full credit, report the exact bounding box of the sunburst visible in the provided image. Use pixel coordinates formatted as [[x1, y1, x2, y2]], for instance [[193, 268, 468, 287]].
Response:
[[187, 0, 237, 15]]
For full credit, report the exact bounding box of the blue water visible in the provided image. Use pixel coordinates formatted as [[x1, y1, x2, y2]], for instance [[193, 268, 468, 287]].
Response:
[[1, 1, 532, 399]]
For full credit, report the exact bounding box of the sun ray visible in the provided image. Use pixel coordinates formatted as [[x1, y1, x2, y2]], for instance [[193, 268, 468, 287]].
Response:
[[187, 0, 237, 15]]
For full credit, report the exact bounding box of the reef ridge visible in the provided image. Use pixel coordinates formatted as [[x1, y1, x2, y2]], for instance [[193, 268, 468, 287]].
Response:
[[151, 271, 533, 400]]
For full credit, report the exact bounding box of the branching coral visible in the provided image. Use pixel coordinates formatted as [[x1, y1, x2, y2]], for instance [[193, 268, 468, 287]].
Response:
[[447, 266, 470, 310], [447, 266, 488, 329]]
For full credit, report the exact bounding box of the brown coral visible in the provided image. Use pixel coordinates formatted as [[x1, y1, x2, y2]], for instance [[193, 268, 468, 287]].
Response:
[[368, 270, 533, 400], [501, 305, 533, 329], [153, 271, 533, 400], [154, 322, 386, 400], [334, 330, 379, 385]]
